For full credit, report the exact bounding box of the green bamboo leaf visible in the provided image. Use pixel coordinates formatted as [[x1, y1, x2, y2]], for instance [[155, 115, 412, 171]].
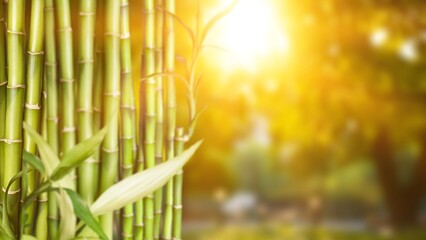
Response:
[[200, 0, 238, 43], [0, 227, 14, 240], [50, 114, 114, 181], [21, 235, 38, 240], [22, 151, 45, 174], [90, 140, 203, 216], [64, 189, 107, 240], [23, 122, 59, 175], [58, 189, 76, 240]]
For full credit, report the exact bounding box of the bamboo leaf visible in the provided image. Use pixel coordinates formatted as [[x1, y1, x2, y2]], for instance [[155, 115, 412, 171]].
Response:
[[0, 227, 14, 240], [188, 106, 207, 138], [58, 189, 76, 240], [90, 140, 203, 216], [23, 122, 60, 175], [22, 151, 45, 174], [64, 189, 107, 240], [51, 115, 113, 181], [200, 0, 238, 43]]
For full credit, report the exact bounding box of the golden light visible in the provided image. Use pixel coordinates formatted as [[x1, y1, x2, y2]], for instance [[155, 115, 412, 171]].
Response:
[[211, 0, 290, 71]]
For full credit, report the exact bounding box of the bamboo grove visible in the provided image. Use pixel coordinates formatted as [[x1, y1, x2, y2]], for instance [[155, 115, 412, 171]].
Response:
[[0, 0, 236, 239]]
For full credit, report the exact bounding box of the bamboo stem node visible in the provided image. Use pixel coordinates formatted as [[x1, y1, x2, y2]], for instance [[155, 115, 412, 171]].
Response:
[[25, 103, 41, 110]]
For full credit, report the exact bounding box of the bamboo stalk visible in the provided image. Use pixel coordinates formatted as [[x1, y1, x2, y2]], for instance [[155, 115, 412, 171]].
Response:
[[35, 79, 48, 240], [173, 127, 185, 240], [162, 0, 176, 238], [135, 54, 145, 240], [22, 0, 45, 234], [119, 0, 137, 239], [153, 0, 164, 238], [99, 0, 120, 238], [55, 0, 76, 157], [0, 0, 7, 208], [77, 0, 96, 204], [44, 0, 59, 238], [4, 0, 26, 233], [92, 0, 105, 200], [143, 0, 156, 239]]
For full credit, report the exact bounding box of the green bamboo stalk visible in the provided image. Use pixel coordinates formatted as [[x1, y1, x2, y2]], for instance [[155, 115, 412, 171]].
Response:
[[173, 127, 185, 240], [92, 0, 105, 200], [153, 1, 164, 238], [119, 0, 136, 239], [162, 0, 176, 238], [22, 0, 45, 234], [44, 1, 59, 238], [35, 79, 48, 240], [135, 55, 145, 240], [0, 0, 7, 207], [143, 0, 156, 239], [4, 0, 26, 233], [55, 0, 76, 157], [99, 0, 120, 238], [77, 0, 96, 204]]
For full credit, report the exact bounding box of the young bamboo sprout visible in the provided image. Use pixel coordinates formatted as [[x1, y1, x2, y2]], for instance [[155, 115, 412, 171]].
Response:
[[154, 0, 164, 238], [99, 0, 121, 238], [162, 0, 176, 238], [23, 0, 45, 234], [4, 0, 26, 233], [143, 0, 156, 239], [120, 0, 137, 238], [44, 0, 60, 238], [77, 0, 97, 204]]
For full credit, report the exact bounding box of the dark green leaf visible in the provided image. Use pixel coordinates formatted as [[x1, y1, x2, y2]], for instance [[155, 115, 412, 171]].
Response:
[[64, 189, 107, 240], [22, 151, 45, 174]]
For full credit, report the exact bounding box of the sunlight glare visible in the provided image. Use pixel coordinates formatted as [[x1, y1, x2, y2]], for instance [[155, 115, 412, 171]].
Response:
[[213, 0, 290, 70]]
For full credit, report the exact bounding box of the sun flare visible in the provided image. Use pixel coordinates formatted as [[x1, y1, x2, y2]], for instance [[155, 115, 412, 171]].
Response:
[[212, 0, 290, 70]]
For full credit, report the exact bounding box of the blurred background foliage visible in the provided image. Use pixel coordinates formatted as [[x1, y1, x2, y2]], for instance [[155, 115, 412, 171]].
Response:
[[125, 0, 426, 238]]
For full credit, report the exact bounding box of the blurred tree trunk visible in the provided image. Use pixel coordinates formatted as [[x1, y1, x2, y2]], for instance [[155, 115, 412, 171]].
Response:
[[373, 129, 426, 228]]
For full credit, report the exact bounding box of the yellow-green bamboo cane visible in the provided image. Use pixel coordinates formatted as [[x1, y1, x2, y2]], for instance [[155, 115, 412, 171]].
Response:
[[0, 0, 7, 207], [143, 0, 156, 239], [35, 79, 48, 240], [135, 51, 145, 240], [99, 0, 121, 238], [173, 127, 186, 239], [77, 0, 97, 204], [153, 0, 164, 238], [4, 0, 26, 233], [162, 0, 176, 238], [45, 0, 59, 238], [55, 0, 76, 158], [93, 0, 105, 199], [119, 0, 137, 239], [22, 0, 45, 234]]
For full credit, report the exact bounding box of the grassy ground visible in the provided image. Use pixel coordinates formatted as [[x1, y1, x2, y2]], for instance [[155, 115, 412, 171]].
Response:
[[183, 224, 426, 240]]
